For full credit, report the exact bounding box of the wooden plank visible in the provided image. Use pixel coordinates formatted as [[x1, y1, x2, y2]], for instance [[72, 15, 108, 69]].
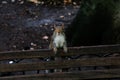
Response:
[[0, 49, 54, 60], [0, 57, 120, 73], [0, 44, 120, 60], [0, 69, 120, 80], [68, 44, 120, 57]]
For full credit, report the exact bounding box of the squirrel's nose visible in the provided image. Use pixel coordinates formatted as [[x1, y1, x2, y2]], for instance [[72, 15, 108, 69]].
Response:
[[58, 32, 61, 35]]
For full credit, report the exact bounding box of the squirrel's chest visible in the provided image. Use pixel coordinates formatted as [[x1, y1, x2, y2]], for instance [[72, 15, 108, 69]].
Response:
[[53, 35, 65, 47]]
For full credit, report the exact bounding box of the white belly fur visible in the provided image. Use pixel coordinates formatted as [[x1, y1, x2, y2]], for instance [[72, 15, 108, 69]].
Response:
[[54, 35, 65, 47]]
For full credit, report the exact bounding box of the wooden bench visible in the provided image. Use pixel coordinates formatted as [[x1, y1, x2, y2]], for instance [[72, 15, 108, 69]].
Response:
[[0, 44, 120, 80]]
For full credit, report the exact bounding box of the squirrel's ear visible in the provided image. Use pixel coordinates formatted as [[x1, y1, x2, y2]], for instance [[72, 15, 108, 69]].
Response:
[[54, 24, 56, 29]]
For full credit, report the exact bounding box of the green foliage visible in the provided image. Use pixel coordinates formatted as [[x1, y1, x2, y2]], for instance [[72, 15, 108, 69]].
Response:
[[113, 0, 120, 43], [66, 0, 119, 46]]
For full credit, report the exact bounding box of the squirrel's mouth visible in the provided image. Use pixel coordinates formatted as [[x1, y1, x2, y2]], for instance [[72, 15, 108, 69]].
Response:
[[58, 32, 60, 34]]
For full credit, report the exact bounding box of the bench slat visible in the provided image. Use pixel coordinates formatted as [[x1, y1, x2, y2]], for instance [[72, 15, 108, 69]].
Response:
[[0, 44, 120, 60], [0, 69, 120, 80], [0, 57, 120, 72]]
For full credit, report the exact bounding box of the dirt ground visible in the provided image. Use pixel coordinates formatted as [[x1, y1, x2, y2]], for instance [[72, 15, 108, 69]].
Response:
[[0, 0, 80, 51]]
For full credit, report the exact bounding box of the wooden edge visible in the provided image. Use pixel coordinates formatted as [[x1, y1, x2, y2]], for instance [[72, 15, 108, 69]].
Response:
[[0, 57, 120, 72], [0, 69, 120, 80], [0, 44, 120, 60]]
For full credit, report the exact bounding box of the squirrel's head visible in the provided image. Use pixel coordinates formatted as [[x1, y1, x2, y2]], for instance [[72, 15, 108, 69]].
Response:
[[54, 24, 64, 34]]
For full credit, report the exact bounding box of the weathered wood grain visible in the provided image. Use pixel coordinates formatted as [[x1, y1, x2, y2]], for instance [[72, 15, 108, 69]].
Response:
[[0, 69, 120, 80], [0, 44, 120, 60], [0, 57, 120, 72], [0, 44, 120, 80]]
